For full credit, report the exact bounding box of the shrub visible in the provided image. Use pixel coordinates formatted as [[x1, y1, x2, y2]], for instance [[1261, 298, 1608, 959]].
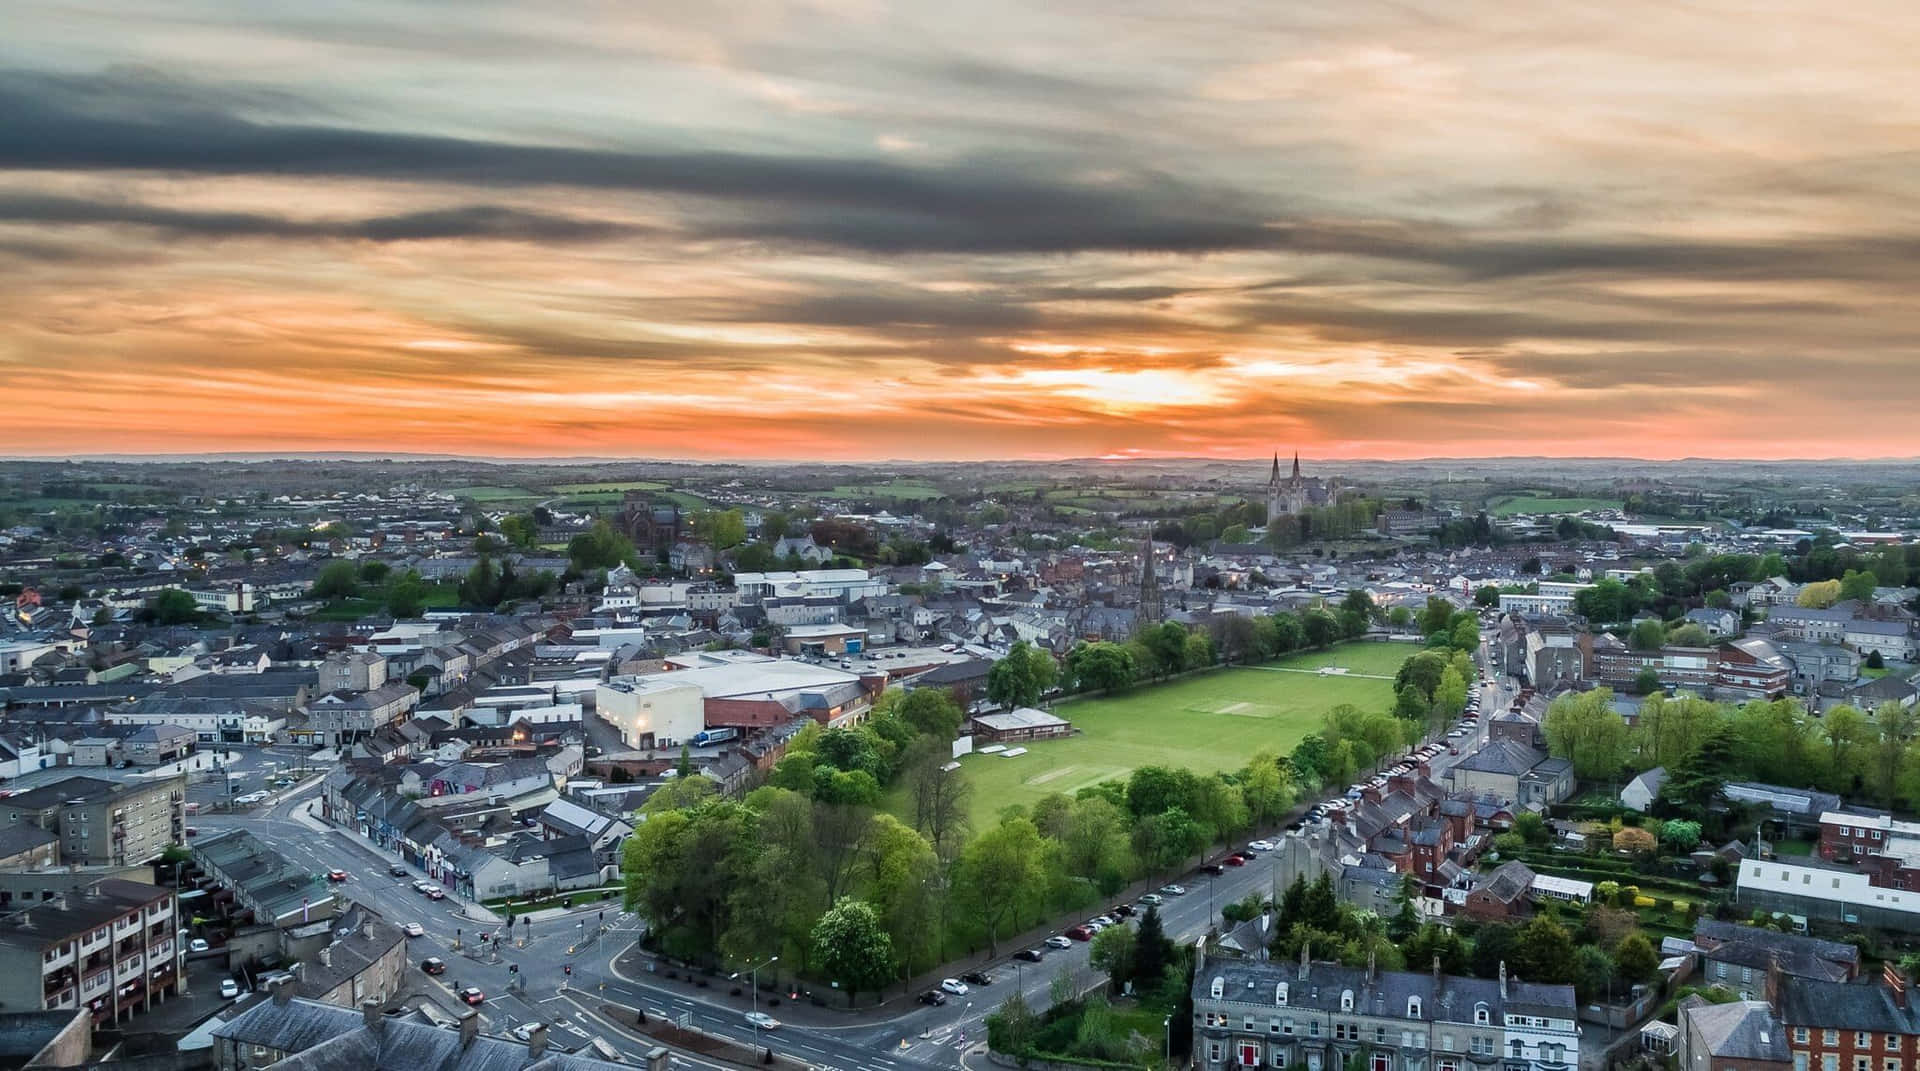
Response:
[[1634, 895, 1657, 908]]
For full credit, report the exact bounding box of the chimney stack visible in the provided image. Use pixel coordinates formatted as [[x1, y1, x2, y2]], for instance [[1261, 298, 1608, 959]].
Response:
[[1432, 955, 1442, 988], [362, 998, 382, 1030], [271, 977, 292, 1006], [1766, 954, 1784, 1011], [527, 1023, 549, 1059], [318, 946, 331, 968], [459, 1010, 479, 1047], [1298, 940, 1311, 981], [1366, 948, 1377, 984], [1499, 960, 1508, 999]]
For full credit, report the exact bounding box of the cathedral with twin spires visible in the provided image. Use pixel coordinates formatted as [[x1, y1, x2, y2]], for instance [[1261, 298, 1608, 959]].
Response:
[[1266, 452, 1338, 523]]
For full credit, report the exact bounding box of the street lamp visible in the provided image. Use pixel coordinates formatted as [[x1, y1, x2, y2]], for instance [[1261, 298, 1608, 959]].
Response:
[[730, 955, 779, 1048], [1163, 1017, 1171, 1070]]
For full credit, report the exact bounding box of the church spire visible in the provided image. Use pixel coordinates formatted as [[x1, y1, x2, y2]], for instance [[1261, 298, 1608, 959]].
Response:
[[1292, 451, 1301, 480], [1139, 529, 1163, 624], [1271, 452, 1281, 482]]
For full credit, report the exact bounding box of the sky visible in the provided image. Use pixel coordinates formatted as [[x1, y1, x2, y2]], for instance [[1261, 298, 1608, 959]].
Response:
[[4, 1, 1919, 461]]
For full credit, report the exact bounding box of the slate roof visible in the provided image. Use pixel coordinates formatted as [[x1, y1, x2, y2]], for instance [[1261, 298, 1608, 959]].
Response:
[[1685, 1000, 1791, 1062], [1195, 955, 1575, 1024], [1477, 860, 1536, 903], [1691, 919, 1858, 983], [1452, 739, 1545, 777], [1774, 974, 1920, 1034]]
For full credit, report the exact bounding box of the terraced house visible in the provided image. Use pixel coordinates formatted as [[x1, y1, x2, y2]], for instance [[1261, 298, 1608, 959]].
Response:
[[1191, 948, 1579, 1071]]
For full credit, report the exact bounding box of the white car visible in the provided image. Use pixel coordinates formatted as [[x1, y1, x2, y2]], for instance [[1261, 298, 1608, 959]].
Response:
[[745, 1011, 781, 1031], [1044, 935, 1073, 949], [513, 1023, 546, 1041], [404, 922, 425, 938], [1246, 840, 1276, 852], [189, 938, 209, 952], [940, 978, 970, 996], [1159, 884, 1187, 896]]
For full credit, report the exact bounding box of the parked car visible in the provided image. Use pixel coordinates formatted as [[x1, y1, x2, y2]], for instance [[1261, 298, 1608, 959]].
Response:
[[514, 1023, 548, 1041], [918, 990, 948, 1006], [189, 938, 209, 952], [421, 957, 446, 975], [404, 922, 424, 938], [219, 979, 240, 999], [389, 864, 409, 877], [1045, 935, 1074, 949], [1111, 903, 1137, 918], [745, 1012, 781, 1030], [1222, 854, 1247, 867], [961, 970, 993, 986], [426, 888, 446, 901], [1246, 840, 1275, 852], [1199, 863, 1225, 875], [459, 987, 484, 1006], [1014, 948, 1046, 962], [413, 881, 433, 894], [1089, 914, 1116, 927], [940, 978, 970, 995], [1064, 926, 1094, 942]]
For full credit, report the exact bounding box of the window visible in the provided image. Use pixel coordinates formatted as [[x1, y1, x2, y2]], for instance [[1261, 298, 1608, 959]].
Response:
[[1284, 1020, 1295, 1036], [1795, 1029, 1810, 1045], [1212, 977, 1225, 999], [1857, 1033, 1873, 1048], [1853, 1057, 1869, 1071], [1270, 1021, 1282, 1035], [1408, 997, 1422, 1019], [1271, 1047, 1287, 1069], [1209, 1043, 1224, 1064], [1441, 1035, 1455, 1052], [1823, 1055, 1838, 1071], [1376, 1028, 1387, 1044], [1475, 1004, 1490, 1025], [1246, 1017, 1257, 1032], [1342, 990, 1355, 1012], [1310, 1021, 1321, 1038], [1510, 1040, 1524, 1059], [1277, 983, 1289, 1007], [1884, 1061, 1899, 1071], [1887, 1038, 1901, 1053], [1827, 1032, 1841, 1047]]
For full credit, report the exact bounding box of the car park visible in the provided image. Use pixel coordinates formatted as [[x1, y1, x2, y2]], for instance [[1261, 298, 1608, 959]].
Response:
[[941, 978, 970, 995], [421, 957, 446, 975], [1014, 948, 1045, 962], [404, 922, 425, 938], [918, 989, 948, 1006], [1046, 934, 1074, 948], [459, 987, 484, 1006], [220, 979, 240, 999], [745, 1012, 782, 1030], [961, 970, 993, 986], [1160, 884, 1187, 896]]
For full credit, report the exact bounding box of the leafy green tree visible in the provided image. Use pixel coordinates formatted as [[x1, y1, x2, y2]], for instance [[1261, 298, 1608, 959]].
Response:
[[1573, 945, 1616, 1003], [896, 688, 963, 739], [1512, 811, 1549, 846], [1515, 914, 1576, 984], [1614, 932, 1659, 984], [1667, 623, 1711, 648], [313, 560, 360, 601], [1868, 650, 1887, 670], [1841, 569, 1879, 604], [1470, 922, 1518, 979], [1341, 589, 1377, 620], [1629, 618, 1667, 651], [986, 641, 1059, 709], [1089, 924, 1137, 993], [499, 514, 539, 549], [810, 898, 894, 1005], [1871, 701, 1919, 807], [1132, 905, 1172, 992], [1241, 752, 1294, 827], [1389, 606, 1414, 628], [1544, 689, 1631, 780], [955, 815, 1049, 954], [358, 560, 390, 584], [1797, 580, 1843, 608], [1633, 667, 1662, 695], [1658, 728, 1736, 818], [1419, 596, 1456, 638], [386, 572, 429, 617], [1474, 585, 1501, 608], [1659, 819, 1702, 852], [1404, 924, 1470, 976], [1133, 807, 1208, 873], [1066, 641, 1136, 693], [1434, 666, 1469, 719], [148, 588, 201, 625], [1450, 618, 1479, 652], [1301, 609, 1340, 648], [568, 518, 634, 571]]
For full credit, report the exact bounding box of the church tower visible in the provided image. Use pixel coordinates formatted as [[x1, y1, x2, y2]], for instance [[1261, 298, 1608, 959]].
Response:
[[1138, 531, 1164, 624], [1267, 450, 1308, 523]]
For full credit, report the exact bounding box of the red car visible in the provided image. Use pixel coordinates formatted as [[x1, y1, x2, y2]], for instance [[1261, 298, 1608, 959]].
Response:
[[327, 869, 348, 882], [1065, 925, 1094, 941], [1222, 854, 1247, 867], [459, 987, 485, 1006]]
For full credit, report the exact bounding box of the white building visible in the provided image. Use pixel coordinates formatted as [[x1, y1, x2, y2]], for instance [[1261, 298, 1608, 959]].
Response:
[[595, 677, 705, 750]]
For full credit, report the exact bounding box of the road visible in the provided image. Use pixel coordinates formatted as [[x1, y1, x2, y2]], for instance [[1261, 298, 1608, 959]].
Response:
[[192, 640, 1509, 1069]]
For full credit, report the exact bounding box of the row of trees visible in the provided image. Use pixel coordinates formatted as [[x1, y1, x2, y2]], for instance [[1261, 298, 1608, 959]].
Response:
[[1542, 687, 1920, 808]]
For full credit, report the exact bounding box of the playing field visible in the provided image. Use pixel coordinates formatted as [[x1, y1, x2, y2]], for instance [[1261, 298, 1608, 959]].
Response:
[[924, 641, 1410, 827]]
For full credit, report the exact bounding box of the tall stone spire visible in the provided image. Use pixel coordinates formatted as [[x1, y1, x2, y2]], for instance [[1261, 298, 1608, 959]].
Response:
[[1138, 530, 1163, 624], [1292, 451, 1302, 480]]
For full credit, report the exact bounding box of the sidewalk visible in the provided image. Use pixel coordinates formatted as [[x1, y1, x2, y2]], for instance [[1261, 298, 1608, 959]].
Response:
[[298, 803, 506, 924]]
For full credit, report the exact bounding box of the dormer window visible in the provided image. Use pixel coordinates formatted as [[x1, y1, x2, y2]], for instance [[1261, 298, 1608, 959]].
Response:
[[1341, 989, 1355, 1012], [1474, 1003, 1490, 1025], [1277, 983, 1289, 1007], [1408, 997, 1423, 1019], [1211, 977, 1225, 999]]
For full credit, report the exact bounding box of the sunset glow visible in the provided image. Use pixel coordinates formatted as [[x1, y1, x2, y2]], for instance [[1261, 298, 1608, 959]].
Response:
[[4, 2, 1919, 459]]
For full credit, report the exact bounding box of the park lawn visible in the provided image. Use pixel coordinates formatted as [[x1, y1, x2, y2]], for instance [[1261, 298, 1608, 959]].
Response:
[[1489, 495, 1622, 518], [447, 485, 538, 501], [549, 481, 667, 494], [907, 643, 1403, 829]]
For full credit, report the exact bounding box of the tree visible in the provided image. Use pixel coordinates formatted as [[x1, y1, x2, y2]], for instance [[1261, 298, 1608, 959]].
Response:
[[810, 898, 894, 1005], [1868, 650, 1887, 670], [1543, 690, 1631, 780], [386, 573, 429, 618], [734, 543, 776, 572], [1300, 609, 1339, 649], [1841, 569, 1879, 604], [1870, 701, 1919, 807], [1089, 925, 1137, 993], [1633, 667, 1662, 696], [1470, 922, 1518, 979], [1341, 589, 1377, 620], [1659, 819, 1702, 852], [313, 560, 359, 601], [1434, 666, 1469, 719], [1512, 811, 1549, 846], [1132, 807, 1207, 874], [1629, 618, 1667, 651], [1419, 596, 1456, 638], [1241, 752, 1294, 827], [358, 560, 390, 584], [1474, 585, 1501, 609], [1666, 623, 1711, 648], [1515, 914, 1576, 984], [148, 589, 200, 625], [1614, 932, 1659, 984], [903, 739, 971, 861], [1389, 606, 1414, 628], [1612, 826, 1657, 855], [1450, 617, 1479, 652], [896, 689, 963, 740], [986, 642, 1058, 709], [500, 514, 539, 549], [1797, 579, 1843, 608], [1659, 727, 1734, 818], [1572, 945, 1616, 1004], [955, 816, 1048, 954], [568, 519, 635, 571], [1132, 905, 1172, 992]]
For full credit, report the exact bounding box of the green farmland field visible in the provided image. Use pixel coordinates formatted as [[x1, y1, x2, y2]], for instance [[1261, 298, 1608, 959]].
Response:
[[1489, 495, 1621, 517], [916, 641, 1413, 828]]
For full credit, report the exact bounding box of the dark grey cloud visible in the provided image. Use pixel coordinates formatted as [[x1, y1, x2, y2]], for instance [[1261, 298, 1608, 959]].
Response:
[[0, 193, 641, 243]]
